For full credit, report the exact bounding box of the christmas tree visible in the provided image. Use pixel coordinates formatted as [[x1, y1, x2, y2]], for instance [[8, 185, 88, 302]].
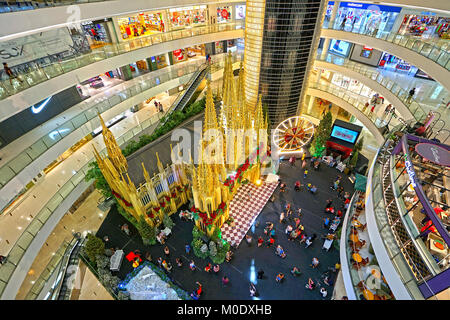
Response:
[[310, 111, 333, 157]]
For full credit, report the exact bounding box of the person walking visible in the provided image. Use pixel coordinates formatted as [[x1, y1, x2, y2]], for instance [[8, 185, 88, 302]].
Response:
[[325, 199, 333, 209], [245, 234, 253, 246], [407, 87, 416, 103], [185, 244, 191, 254], [164, 246, 170, 256], [320, 287, 328, 298], [3, 62, 23, 85], [213, 264, 220, 274], [189, 260, 196, 271], [340, 16, 347, 30], [257, 269, 264, 279], [249, 282, 257, 297], [323, 217, 330, 229], [311, 257, 320, 268], [222, 276, 230, 287], [304, 169, 308, 179]]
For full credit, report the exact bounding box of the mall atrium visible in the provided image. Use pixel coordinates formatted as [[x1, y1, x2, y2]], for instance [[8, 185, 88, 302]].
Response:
[[0, 0, 448, 302]]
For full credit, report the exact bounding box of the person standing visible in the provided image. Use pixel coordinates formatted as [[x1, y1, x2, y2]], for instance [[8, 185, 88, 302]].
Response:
[[320, 287, 328, 298], [304, 169, 308, 179], [185, 244, 191, 254], [245, 234, 253, 246]]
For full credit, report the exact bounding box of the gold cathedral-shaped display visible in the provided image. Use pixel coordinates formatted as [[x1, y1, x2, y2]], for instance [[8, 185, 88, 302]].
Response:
[[94, 52, 269, 238]]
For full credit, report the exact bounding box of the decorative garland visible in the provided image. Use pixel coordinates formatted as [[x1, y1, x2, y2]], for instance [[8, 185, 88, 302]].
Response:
[[191, 202, 227, 229], [112, 190, 132, 207]]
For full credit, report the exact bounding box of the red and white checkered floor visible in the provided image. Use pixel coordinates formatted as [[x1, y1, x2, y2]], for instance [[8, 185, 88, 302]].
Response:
[[221, 181, 279, 247]]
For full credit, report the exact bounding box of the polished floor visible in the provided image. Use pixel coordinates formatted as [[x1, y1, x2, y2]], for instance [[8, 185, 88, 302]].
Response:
[[95, 159, 353, 300], [15, 190, 107, 299]]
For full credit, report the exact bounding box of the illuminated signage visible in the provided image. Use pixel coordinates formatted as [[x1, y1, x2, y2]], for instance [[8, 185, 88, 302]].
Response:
[[331, 125, 359, 144], [31, 96, 52, 114]]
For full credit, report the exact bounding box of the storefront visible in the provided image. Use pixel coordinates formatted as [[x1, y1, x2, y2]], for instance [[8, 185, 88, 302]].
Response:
[[398, 14, 449, 38], [336, 2, 401, 35], [331, 73, 375, 98], [217, 6, 233, 23], [168, 6, 207, 30], [117, 11, 164, 40], [80, 19, 113, 48]]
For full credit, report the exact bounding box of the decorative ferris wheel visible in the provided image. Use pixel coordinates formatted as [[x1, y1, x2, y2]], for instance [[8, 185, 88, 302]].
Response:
[[273, 116, 315, 154]]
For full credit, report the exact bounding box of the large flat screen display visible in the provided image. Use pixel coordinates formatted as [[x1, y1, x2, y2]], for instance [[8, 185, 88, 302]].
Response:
[[331, 125, 359, 144]]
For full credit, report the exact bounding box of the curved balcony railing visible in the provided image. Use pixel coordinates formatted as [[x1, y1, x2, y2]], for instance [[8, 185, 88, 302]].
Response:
[[341, 191, 395, 300], [368, 122, 445, 300], [307, 82, 406, 133], [0, 107, 165, 298], [23, 236, 78, 300], [316, 54, 429, 122], [0, 54, 237, 197], [0, 22, 244, 100], [323, 19, 450, 71]]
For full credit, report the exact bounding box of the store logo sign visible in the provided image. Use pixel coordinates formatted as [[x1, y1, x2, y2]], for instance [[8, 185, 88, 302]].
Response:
[[348, 3, 363, 7], [31, 96, 52, 114]]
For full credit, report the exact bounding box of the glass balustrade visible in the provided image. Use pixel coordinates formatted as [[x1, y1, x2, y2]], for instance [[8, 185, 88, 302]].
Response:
[[307, 81, 403, 131], [323, 19, 450, 71], [0, 108, 166, 298], [0, 56, 235, 191], [317, 53, 429, 123], [0, 22, 244, 100]]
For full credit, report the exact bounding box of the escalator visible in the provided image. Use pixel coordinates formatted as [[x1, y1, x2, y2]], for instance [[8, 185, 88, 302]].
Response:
[[158, 63, 209, 129], [53, 236, 85, 300]]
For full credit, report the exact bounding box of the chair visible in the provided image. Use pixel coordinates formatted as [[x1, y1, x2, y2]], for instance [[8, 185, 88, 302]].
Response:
[[360, 257, 370, 266]]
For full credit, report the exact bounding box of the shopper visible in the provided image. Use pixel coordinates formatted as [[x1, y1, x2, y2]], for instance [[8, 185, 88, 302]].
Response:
[[304, 169, 308, 179], [408, 87, 416, 103], [275, 273, 285, 283], [245, 234, 253, 246], [213, 264, 220, 274], [249, 282, 257, 297], [340, 16, 347, 30], [3, 62, 23, 85], [320, 287, 328, 298], [189, 260, 196, 271], [311, 257, 320, 268], [164, 246, 170, 256], [257, 269, 265, 279], [222, 276, 230, 287], [185, 244, 191, 254], [176, 257, 183, 267]]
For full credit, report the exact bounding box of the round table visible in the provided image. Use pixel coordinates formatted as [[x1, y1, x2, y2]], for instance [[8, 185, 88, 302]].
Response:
[[352, 253, 362, 263], [371, 268, 381, 279]]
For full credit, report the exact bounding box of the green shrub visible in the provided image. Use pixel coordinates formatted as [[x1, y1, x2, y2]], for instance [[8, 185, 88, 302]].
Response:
[[84, 233, 105, 264], [138, 216, 157, 246], [85, 161, 112, 198], [192, 238, 208, 259]]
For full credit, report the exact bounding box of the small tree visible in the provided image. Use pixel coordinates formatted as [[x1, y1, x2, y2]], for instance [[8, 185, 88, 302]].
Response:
[[138, 217, 156, 246], [163, 213, 175, 229], [354, 137, 364, 153], [349, 150, 359, 171], [310, 111, 333, 157], [84, 233, 105, 264]]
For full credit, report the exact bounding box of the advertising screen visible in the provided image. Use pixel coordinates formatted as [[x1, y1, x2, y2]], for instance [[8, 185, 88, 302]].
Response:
[[329, 39, 351, 57], [331, 125, 359, 144], [235, 5, 246, 20]]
